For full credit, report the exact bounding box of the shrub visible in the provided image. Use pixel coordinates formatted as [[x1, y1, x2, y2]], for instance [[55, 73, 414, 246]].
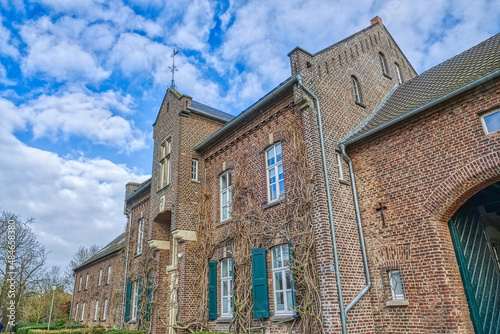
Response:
[[54, 320, 66, 327]]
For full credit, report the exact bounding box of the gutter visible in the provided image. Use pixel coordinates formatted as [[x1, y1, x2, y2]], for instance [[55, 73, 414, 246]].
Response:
[[195, 74, 302, 153], [342, 68, 500, 146], [186, 106, 233, 123], [121, 207, 133, 329]]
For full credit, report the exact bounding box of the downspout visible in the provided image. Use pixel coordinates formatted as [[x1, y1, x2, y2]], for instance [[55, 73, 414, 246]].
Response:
[[69, 274, 76, 321], [121, 207, 133, 329], [339, 144, 371, 313], [296, 78, 347, 334]]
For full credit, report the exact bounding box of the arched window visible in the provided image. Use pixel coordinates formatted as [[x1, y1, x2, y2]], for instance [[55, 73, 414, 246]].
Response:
[[379, 52, 388, 76], [394, 62, 403, 84], [351, 75, 362, 104]]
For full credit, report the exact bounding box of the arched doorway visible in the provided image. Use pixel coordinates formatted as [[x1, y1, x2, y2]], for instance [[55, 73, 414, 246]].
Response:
[[448, 181, 500, 333]]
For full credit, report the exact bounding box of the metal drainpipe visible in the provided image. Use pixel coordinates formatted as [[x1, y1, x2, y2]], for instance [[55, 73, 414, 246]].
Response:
[[339, 144, 371, 313], [121, 207, 132, 329], [69, 274, 76, 321], [297, 78, 347, 334]]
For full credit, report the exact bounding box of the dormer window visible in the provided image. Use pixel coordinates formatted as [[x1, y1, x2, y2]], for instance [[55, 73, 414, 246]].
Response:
[[351, 76, 363, 105], [379, 52, 389, 77]]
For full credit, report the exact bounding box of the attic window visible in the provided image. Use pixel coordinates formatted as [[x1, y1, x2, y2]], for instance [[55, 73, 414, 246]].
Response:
[[379, 52, 389, 77], [481, 109, 500, 134], [351, 75, 363, 105], [394, 63, 403, 84]]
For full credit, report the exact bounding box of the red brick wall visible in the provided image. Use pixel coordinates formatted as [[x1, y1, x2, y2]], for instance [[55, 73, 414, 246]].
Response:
[[347, 80, 500, 332]]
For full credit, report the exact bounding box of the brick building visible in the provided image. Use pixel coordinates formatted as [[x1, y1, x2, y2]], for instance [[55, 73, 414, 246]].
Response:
[[71, 17, 500, 333]]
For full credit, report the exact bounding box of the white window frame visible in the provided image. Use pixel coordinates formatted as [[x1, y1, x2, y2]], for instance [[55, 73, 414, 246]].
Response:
[[266, 143, 285, 203], [131, 281, 139, 321], [158, 137, 172, 189], [137, 218, 145, 255], [351, 76, 362, 104], [379, 52, 388, 76], [336, 152, 344, 180], [480, 109, 500, 135], [271, 245, 294, 316], [395, 62, 402, 84], [191, 159, 199, 181], [94, 300, 99, 321], [85, 273, 89, 290], [220, 258, 233, 318], [81, 302, 86, 321], [388, 270, 405, 300], [79, 276, 82, 291], [220, 170, 232, 221], [74, 303, 79, 321], [103, 298, 108, 321], [98, 269, 102, 286], [107, 265, 112, 284]]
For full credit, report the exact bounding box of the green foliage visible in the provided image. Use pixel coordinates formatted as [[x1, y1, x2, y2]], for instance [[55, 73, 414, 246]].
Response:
[[25, 329, 146, 334], [13, 321, 85, 334], [54, 320, 66, 327]]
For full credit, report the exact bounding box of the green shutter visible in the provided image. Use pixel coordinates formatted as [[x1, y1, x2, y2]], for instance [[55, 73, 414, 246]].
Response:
[[137, 278, 142, 319], [288, 243, 298, 318], [208, 261, 218, 320], [252, 248, 269, 318], [146, 276, 153, 321], [125, 281, 132, 321]]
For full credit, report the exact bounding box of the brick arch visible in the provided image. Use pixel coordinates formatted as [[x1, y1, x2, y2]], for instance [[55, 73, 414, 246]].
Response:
[[423, 151, 500, 222]]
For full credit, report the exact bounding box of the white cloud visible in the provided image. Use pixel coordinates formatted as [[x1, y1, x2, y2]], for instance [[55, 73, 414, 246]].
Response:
[[0, 17, 20, 58]]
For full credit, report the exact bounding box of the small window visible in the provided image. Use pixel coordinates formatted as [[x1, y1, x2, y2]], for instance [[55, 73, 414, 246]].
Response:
[[75, 303, 79, 321], [158, 137, 172, 189], [94, 300, 99, 320], [107, 265, 112, 284], [85, 273, 89, 290], [271, 245, 294, 315], [98, 269, 103, 286], [220, 170, 232, 221], [81, 302, 86, 321], [79, 276, 82, 291], [103, 298, 108, 321], [380, 265, 407, 302], [191, 159, 199, 181], [131, 281, 139, 321], [481, 109, 500, 134], [336, 152, 344, 180], [379, 52, 388, 76], [394, 62, 403, 84], [351, 76, 363, 105], [220, 258, 233, 317], [266, 143, 285, 202], [137, 218, 145, 255]]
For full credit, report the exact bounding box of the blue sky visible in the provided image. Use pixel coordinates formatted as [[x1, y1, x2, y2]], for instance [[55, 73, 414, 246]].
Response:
[[1, 0, 499, 269]]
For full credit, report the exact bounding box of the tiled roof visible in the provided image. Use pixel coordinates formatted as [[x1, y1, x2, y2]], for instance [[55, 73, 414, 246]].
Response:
[[344, 32, 500, 144], [74, 232, 126, 271], [190, 100, 235, 122]]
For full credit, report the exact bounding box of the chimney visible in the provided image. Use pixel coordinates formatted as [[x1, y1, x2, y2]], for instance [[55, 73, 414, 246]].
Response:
[[125, 182, 141, 199], [371, 16, 383, 26]]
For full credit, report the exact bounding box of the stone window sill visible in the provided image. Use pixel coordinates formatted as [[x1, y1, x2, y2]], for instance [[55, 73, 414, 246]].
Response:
[[339, 179, 351, 186], [216, 317, 233, 323], [270, 315, 295, 322], [355, 101, 366, 108], [262, 198, 285, 210], [386, 299, 409, 307]]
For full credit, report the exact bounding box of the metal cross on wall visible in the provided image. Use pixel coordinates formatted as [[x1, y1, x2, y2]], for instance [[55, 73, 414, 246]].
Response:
[[376, 202, 388, 227], [169, 48, 180, 90]]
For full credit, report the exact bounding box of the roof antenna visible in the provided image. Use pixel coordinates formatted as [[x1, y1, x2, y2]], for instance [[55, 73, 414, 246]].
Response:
[[169, 48, 180, 90]]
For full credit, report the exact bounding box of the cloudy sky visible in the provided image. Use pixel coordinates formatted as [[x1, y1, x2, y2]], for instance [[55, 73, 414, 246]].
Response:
[[1, 0, 499, 269]]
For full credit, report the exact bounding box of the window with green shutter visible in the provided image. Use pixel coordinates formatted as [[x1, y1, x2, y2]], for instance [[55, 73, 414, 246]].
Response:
[[125, 281, 132, 322], [208, 261, 218, 320], [252, 248, 269, 318]]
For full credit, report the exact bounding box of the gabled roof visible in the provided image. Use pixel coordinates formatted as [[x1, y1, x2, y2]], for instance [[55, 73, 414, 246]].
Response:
[[189, 100, 234, 122], [73, 232, 126, 271], [343, 32, 500, 145]]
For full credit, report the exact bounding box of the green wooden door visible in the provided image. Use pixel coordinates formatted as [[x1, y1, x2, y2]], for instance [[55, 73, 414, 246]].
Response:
[[449, 205, 500, 333]]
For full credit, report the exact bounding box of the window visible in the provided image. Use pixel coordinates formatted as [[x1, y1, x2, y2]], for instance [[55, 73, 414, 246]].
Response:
[[158, 138, 171, 189], [266, 143, 285, 202], [191, 159, 199, 181], [94, 300, 99, 321], [98, 269, 103, 286], [351, 76, 362, 104], [81, 302, 86, 321], [85, 273, 89, 290], [79, 276, 82, 291], [220, 170, 232, 221], [137, 218, 145, 254], [389, 270, 405, 300], [380, 265, 407, 302], [131, 281, 139, 321], [75, 303, 79, 321], [481, 109, 500, 134], [379, 52, 389, 76], [220, 258, 233, 317], [103, 299, 108, 321], [271, 245, 294, 315], [336, 152, 344, 180], [107, 265, 112, 284], [395, 62, 403, 84]]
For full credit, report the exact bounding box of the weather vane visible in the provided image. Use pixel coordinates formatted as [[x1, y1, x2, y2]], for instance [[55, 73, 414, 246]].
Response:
[[169, 48, 180, 90]]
